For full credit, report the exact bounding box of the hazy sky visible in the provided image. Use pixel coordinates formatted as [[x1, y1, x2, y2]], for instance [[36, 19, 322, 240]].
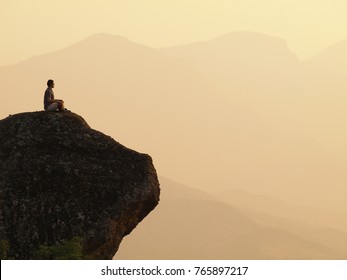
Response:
[[1, 0, 346, 65]]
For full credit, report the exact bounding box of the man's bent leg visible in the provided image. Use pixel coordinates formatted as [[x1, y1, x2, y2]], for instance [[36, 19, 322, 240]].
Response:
[[46, 103, 59, 111], [58, 101, 65, 111]]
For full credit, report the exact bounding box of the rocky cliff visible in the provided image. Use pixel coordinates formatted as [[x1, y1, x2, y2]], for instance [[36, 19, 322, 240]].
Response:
[[0, 111, 160, 259]]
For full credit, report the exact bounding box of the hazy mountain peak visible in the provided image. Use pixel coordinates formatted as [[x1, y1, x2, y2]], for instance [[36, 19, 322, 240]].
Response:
[[162, 31, 298, 64], [213, 31, 298, 59], [215, 30, 288, 44], [77, 33, 132, 45], [306, 38, 347, 66], [65, 32, 155, 53]]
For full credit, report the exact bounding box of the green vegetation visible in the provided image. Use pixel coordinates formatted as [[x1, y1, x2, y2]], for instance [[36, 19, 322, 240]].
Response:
[[33, 237, 85, 260], [0, 239, 10, 259]]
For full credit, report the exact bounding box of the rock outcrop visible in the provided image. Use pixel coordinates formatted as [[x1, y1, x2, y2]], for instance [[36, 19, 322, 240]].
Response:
[[0, 111, 160, 259]]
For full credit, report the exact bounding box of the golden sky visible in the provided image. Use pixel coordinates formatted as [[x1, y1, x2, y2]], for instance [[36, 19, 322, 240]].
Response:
[[1, 0, 346, 65]]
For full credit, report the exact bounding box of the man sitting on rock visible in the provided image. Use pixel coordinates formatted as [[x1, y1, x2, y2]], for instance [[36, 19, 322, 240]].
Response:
[[44, 79, 69, 112]]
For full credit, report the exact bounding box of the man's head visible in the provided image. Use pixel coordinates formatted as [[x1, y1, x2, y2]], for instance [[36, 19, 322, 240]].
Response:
[[47, 79, 55, 88]]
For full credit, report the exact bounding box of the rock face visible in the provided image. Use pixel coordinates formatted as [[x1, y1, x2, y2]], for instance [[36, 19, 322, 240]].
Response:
[[0, 111, 160, 259]]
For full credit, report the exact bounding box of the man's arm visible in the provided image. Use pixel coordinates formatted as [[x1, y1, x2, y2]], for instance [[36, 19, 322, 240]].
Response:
[[45, 91, 63, 104]]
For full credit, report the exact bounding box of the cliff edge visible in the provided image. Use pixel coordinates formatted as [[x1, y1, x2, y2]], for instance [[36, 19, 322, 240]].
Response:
[[0, 111, 160, 259]]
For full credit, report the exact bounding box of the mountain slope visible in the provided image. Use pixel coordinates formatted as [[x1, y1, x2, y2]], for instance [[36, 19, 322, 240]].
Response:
[[304, 39, 347, 71], [214, 189, 347, 232], [213, 189, 347, 256], [116, 177, 346, 259]]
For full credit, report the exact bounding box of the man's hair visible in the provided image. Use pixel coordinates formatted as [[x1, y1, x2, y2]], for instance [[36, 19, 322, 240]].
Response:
[[47, 79, 54, 87]]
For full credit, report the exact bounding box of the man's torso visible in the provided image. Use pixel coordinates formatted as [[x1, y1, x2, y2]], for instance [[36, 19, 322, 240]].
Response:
[[44, 88, 54, 110]]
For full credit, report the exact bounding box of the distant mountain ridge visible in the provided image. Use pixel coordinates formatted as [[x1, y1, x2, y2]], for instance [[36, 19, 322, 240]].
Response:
[[161, 31, 299, 64], [1, 31, 347, 67], [305, 38, 347, 65]]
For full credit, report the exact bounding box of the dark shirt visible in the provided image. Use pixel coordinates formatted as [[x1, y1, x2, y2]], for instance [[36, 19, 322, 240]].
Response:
[[44, 88, 54, 110]]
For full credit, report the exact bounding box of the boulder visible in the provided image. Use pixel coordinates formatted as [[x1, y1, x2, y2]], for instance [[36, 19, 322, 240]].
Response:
[[0, 111, 160, 259]]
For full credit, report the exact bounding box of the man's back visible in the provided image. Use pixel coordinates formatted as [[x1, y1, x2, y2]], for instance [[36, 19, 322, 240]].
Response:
[[43, 87, 54, 110]]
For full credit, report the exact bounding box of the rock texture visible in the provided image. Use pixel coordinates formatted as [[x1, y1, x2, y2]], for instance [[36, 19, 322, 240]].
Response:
[[0, 111, 160, 259]]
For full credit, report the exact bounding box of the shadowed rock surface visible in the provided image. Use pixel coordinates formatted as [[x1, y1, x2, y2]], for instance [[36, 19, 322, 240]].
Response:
[[0, 111, 160, 259]]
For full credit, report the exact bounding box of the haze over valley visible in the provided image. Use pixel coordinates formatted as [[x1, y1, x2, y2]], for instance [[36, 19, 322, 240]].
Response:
[[116, 177, 347, 259]]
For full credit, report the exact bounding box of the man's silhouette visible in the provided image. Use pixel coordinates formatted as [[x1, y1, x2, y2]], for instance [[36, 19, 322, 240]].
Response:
[[43, 79, 66, 112]]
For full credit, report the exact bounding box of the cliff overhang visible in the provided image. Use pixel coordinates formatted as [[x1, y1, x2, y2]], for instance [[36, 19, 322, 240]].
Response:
[[0, 111, 160, 259]]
